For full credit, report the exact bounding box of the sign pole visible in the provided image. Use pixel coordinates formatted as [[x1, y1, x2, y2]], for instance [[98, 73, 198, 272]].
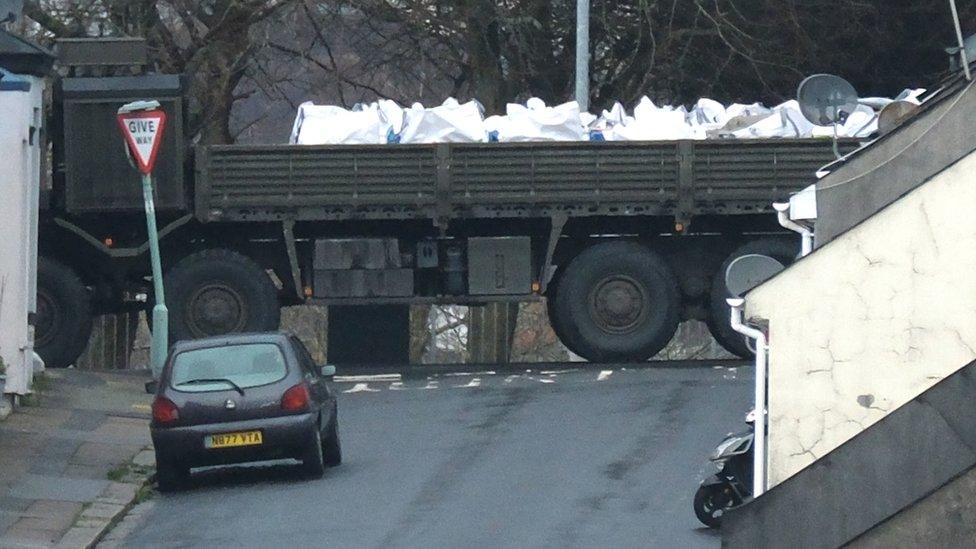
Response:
[[141, 173, 168, 379], [117, 100, 168, 379]]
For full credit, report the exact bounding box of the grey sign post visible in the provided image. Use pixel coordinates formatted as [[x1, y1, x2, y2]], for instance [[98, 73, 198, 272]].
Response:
[[116, 100, 169, 378]]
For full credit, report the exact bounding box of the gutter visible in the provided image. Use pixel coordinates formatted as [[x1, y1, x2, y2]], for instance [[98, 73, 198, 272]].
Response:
[[727, 297, 767, 497], [774, 202, 814, 257]]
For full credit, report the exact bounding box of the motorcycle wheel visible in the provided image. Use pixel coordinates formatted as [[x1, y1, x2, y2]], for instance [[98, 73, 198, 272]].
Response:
[[694, 483, 738, 528]]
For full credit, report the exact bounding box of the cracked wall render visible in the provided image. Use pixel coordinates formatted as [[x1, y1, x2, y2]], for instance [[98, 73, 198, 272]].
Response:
[[747, 151, 976, 487]]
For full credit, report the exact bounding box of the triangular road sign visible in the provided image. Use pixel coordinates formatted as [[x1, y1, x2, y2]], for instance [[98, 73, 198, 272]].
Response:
[[116, 109, 167, 175]]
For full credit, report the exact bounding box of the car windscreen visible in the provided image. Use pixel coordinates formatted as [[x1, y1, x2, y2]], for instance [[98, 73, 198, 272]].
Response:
[[170, 343, 288, 392]]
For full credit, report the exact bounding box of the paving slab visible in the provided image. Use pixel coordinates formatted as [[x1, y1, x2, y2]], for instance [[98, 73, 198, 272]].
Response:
[[8, 474, 108, 503], [0, 369, 152, 547]]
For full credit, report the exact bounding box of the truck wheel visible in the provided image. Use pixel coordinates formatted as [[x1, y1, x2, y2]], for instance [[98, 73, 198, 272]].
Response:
[[35, 258, 93, 369], [165, 249, 280, 343], [550, 241, 680, 362], [707, 239, 797, 358], [546, 278, 584, 358]]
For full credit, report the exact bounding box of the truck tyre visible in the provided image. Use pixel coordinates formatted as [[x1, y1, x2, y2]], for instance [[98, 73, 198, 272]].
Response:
[[165, 249, 280, 344], [708, 239, 797, 358], [546, 278, 584, 358], [550, 241, 680, 362], [35, 257, 92, 369]]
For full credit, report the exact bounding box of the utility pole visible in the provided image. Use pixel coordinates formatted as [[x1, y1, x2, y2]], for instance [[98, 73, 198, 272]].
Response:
[[575, 0, 590, 111]]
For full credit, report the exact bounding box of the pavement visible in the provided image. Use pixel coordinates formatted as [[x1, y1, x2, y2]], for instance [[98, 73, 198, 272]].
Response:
[[103, 363, 751, 548], [0, 369, 153, 548]]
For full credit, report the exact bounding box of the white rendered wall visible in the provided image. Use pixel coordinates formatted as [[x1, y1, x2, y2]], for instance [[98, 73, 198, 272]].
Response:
[[746, 151, 976, 487], [0, 75, 44, 395]]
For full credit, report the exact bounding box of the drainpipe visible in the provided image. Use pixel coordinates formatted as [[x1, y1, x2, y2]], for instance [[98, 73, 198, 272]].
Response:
[[728, 297, 767, 497], [774, 202, 814, 257]]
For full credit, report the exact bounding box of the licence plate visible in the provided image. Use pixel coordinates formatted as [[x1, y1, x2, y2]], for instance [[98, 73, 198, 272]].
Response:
[[205, 430, 263, 449]]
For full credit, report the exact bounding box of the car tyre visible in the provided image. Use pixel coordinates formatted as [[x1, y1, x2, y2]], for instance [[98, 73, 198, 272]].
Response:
[[156, 456, 189, 493], [301, 428, 326, 478], [322, 413, 342, 467]]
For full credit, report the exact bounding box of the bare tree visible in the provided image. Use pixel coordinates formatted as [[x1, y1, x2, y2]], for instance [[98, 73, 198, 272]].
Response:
[[24, 0, 299, 144]]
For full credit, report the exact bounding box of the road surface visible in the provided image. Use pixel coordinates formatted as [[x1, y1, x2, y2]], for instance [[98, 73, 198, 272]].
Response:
[[108, 364, 751, 548]]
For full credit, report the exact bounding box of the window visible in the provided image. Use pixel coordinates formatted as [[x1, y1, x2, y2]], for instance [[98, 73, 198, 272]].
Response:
[[170, 343, 288, 392]]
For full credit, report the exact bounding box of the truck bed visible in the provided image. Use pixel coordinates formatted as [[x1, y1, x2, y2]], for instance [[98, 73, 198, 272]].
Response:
[[194, 139, 852, 223]]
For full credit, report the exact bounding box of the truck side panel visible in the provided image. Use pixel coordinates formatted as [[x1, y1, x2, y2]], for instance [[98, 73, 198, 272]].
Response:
[[195, 140, 851, 224]]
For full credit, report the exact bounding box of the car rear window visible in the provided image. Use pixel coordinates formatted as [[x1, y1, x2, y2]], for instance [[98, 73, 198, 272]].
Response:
[[170, 343, 288, 392]]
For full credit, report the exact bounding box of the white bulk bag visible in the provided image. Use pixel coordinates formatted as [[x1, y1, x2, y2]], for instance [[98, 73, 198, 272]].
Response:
[[290, 101, 393, 145], [399, 98, 486, 143], [494, 98, 588, 142], [611, 97, 691, 141]]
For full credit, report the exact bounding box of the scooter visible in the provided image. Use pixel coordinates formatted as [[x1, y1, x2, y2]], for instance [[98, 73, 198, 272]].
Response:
[[694, 410, 755, 528]]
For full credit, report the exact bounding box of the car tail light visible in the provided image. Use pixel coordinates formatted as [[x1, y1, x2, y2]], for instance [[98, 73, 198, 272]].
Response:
[[281, 383, 310, 412], [152, 397, 179, 424]]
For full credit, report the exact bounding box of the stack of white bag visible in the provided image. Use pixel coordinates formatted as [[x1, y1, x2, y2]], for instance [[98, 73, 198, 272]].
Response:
[[290, 89, 927, 145], [289, 100, 404, 145], [485, 98, 588, 142]]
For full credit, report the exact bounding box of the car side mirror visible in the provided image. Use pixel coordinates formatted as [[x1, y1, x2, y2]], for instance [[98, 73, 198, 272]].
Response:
[[144, 380, 158, 394], [320, 365, 336, 378]]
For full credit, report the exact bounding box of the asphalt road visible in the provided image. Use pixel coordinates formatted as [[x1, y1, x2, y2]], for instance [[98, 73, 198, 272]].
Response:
[[111, 364, 751, 549]]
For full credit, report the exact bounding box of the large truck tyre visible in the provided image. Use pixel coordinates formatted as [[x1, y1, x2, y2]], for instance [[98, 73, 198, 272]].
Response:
[[549, 241, 681, 362], [165, 249, 280, 344], [35, 257, 94, 369], [707, 238, 797, 358], [546, 280, 585, 358]]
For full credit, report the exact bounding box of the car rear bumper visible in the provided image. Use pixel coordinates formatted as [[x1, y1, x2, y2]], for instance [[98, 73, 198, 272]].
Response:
[[151, 412, 317, 468]]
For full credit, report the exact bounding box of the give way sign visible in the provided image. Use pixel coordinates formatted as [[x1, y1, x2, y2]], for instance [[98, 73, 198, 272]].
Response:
[[116, 108, 167, 175]]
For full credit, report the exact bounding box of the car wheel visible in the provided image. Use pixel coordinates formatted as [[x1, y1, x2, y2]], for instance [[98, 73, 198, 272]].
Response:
[[156, 455, 189, 493], [322, 413, 342, 467], [301, 428, 326, 478]]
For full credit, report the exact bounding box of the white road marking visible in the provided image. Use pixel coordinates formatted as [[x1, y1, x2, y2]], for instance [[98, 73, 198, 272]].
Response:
[[457, 378, 482, 388], [504, 375, 518, 383], [540, 369, 580, 375], [343, 383, 380, 394], [389, 382, 406, 391], [421, 380, 440, 390], [444, 371, 496, 377], [597, 370, 613, 381], [335, 374, 401, 383]]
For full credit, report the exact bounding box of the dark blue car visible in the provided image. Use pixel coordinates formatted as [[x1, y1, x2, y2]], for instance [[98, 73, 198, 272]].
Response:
[[148, 332, 341, 491]]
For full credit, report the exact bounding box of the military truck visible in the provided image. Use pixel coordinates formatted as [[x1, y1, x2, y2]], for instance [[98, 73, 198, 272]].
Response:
[[36, 38, 850, 368]]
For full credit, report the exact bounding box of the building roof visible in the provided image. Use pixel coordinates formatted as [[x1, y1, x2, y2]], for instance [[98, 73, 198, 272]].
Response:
[[0, 28, 54, 76], [812, 67, 976, 245]]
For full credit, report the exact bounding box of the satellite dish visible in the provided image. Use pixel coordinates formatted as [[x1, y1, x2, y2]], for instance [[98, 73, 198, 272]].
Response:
[[725, 254, 786, 298], [878, 100, 920, 135], [797, 74, 859, 126]]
